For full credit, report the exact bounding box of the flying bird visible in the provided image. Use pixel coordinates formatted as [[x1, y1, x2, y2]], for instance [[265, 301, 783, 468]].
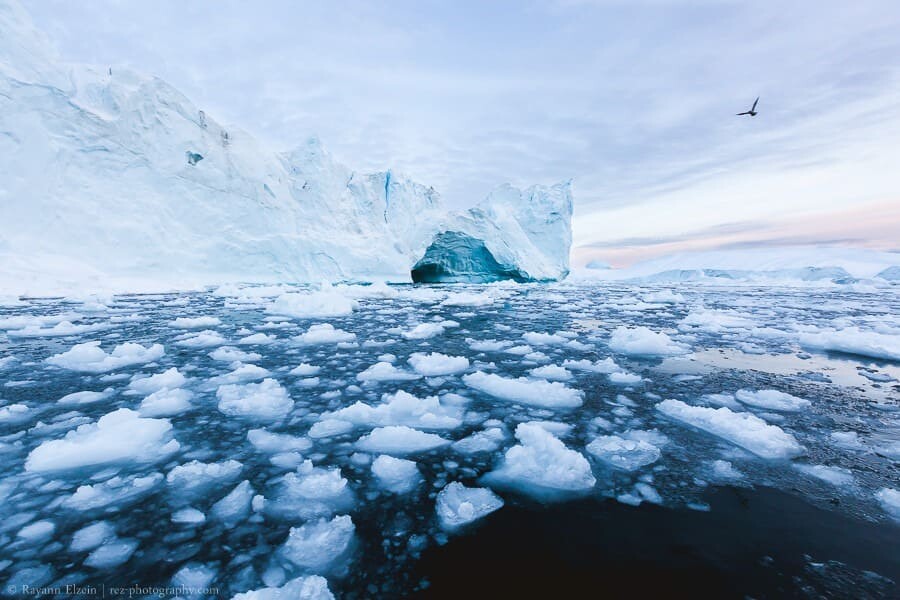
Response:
[[737, 97, 759, 117]]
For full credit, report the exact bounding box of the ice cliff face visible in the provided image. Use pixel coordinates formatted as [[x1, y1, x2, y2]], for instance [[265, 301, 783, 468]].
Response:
[[0, 1, 571, 294]]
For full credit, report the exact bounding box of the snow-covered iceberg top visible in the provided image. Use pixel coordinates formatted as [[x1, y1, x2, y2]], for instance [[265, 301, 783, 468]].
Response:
[[0, 1, 572, 296]]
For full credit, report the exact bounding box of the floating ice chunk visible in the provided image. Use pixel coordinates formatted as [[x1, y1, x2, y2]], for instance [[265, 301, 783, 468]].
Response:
[[609, 326, 688, 356], [709, 459, 744, 480], [209, 346, 262, 363], [0, 313, 80, 330], [268, 291, 357, 319], [608, 371, 643, 385], [336, 281, 399, 299], [641, 290, 685, 304], [486, 423, 596, 493], [793, 464, 854, 486], [0, 403, 32, 426], [7, 320, 109, 338], [239, 333, 277, 345], [295, 324, 356, 345], [830, 431, 866, 451], [634, 482, 663, 504], [562, 358, 620, 373], [735, 389, 810, 412], [175, 329, 227, 348], [232, 575, 334, 600], [528, 364, 572, 381], [467, 339, 511, 352], [58, 388, 115, 405], [325, 390, 463, 430], [452, 428, 505, 454], [280, 515, 355, 572], [799, 327, 900, 361], [171, 316, 221, 329], [167, 460, 243, 493], [402, 323, 447, 340], [408, 352, 470, 376], [17, 520, 55, 541], [702, 393, 742, 410], [505, 345, 533, 355], [70, 521, 115, 552], [657, 399, 804, 459], [84, 538, 138, 568], [271, 452, 306, 469], [875, 488, 900, 521], [680, 309, 753, 332], [290, 363, 321, 376], [441, 292, 494, 307], [211, 480, 254, 522], [46, 341, 165, 373], [623, 429, 670, 447], [524, 351, 551, 362], [217, 379, 294, 421], [171, 508, 206, 524], [248, 429, 313, 453], [616, 492, 642, 506], [522, 332, 568, 346], [129, 367, 187, 394], [139, 388, 193, 416], [356, 361, 421, 382], [436, 482, 504, 529], [463, 372, 583, 408], [26, 409, 179, 472], [267, 461, 354, 520], [586, 435, 661, 471], [525, 421, 573, 436], [371, 455, 421, 493], [355, 426, 450, 455], [171, 563, 217, 593], [63, 473, 163, 510], [308, 419, 354, 439], [209, 363, 271, 385]]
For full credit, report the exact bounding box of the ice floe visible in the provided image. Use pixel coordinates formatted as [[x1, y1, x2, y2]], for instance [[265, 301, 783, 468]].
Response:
[[216, 379, 294, 421], [799, 327, 900, 361], [435, 482, 504, 529], [295, 324, 356, 345], [26, 409, 179, 472], [486, 423, 596, 494], [734, 389, 810, 412], [371, 455, 422, 493], [462, 372, 583, 408], [408, 352, 470, 376], [355, 426, 450, 455], [608, 326, 689, 356], [46, 341, 165, 373], [324, 390, 463, 430], [656, 399, 804, 459], [586, 434, 661, 471]]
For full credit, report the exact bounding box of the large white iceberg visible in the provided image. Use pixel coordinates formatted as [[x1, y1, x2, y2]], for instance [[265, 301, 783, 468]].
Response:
[[0, 1, 572, 295]]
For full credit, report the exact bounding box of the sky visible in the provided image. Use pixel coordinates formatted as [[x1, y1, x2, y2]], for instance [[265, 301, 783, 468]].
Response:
[[23, 0, 900, 266]]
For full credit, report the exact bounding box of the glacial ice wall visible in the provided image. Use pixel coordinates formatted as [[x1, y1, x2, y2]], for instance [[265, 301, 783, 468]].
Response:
[[0, 0, 572, 295]]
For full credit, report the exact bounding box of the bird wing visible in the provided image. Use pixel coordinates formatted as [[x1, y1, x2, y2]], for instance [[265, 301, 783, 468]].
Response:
[[751, 97, 759, 111], [736, 111, 750, 115]]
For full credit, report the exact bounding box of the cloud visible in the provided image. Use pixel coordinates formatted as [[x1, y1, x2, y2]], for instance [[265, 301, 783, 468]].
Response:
[[21, 0, 900, 247]]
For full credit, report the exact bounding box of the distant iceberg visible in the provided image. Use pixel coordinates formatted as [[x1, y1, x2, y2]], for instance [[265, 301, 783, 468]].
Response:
[[571, 247, 899, 286], [0, 1, 571, 295]]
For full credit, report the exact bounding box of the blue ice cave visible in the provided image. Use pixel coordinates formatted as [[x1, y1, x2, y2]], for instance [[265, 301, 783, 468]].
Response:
[[411, 231, 529, 283]]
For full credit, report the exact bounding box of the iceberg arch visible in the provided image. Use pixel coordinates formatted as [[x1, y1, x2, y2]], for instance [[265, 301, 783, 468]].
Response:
[[411, 232, 528, 283]]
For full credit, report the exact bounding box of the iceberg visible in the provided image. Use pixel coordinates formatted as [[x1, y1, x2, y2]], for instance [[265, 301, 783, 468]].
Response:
[[0, 2, 572, 295]]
